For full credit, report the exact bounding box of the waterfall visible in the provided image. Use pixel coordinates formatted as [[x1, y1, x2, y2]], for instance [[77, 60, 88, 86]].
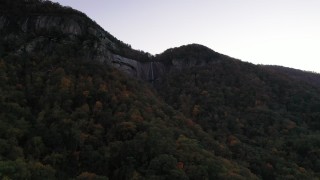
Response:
[[151, 61, 154, 85]]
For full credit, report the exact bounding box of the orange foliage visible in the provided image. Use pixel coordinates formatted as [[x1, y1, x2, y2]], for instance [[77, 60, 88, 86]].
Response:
[[145, 107, 153, 113], [80, 103, 90, 113], [177, 162, 184, 169], [227, 135, 240, 146], [286, 120, 296, 130], [299, 167, 307, 173], [192, 105, 201, 117], [186, 119, 195, 127], [99, 83, 108, 92], [93, 101, 103, 112], [115, 112, 126, 119], [0, 59, 5, 68], [77, 172, 97, 180], [33, 162, 46, 169], [93, 123, 104, 130], [61, 76, 72, 90], [120, 90, 130, 99], [120, 122, 136, 129], [131, 113, 144, 122], [82, 90, 89, 97], [86, 76, 93, 85], [200, 90, 209, 96], [80, 133, 89, 141], [224, 171, 243, 179]]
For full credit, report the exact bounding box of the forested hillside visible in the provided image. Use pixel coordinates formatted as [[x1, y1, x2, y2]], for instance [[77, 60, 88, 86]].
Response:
[[1, 50, 260, 179], [0, 0, 256, 179], [262, 65, 320, 88], [156, 44, 320, 179], [0, 0, 319, 179]]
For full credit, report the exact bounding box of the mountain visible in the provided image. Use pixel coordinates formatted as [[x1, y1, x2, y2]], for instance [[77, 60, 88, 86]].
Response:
[[261, 65, 320, 88], [155, 44, 320, 179], [0, 0, 164, 82], [0, 0, 319, 179], [0, 1, 258, 179]]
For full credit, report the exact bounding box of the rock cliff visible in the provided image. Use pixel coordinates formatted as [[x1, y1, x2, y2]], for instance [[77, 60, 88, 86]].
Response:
[[0, 1, 222, 84], [0, 10, 168, 82]]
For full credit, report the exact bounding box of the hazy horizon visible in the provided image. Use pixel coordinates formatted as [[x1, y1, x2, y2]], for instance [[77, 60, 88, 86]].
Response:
[[52, 0, 320, 73]]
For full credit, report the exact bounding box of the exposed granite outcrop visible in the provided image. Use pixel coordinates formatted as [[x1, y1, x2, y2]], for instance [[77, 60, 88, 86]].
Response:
[[3, 15, 79, 35], [1, 3, 226, 85], [0, 16, 166, 83], [111, 55, 165, 82], [0, 15, 114, 45], [0, 11, 171, 83]]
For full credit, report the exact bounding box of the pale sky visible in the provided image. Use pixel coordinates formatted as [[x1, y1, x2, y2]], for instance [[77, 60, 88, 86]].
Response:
[[52, 0, 320, 73]]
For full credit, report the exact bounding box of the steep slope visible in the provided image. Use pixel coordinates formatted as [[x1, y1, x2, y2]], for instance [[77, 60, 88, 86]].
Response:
[[262, 65, 320, 88], [0, 0, 166, 82], [156, 44, 320, 179], [0, 0, 258, 179], [1, 0, 320, 179], [0, 52, 260, 179]]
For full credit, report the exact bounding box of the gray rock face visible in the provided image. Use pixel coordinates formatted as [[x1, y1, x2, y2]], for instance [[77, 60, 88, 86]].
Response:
[[1, 15, 77, 35], [0, 13, 168, 84], [0, 14, 111, 42], [1, 7, 224, 85], [111, 55, 166, 82], [33, 16, 82, 35]]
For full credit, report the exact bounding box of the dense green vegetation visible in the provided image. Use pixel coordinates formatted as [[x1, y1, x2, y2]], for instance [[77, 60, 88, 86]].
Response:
[[154, 44, 223, 66], [262, 65, 320, 88], [0, 49, 258, 179], [156, 44, 320, 179], [1, 0, 320, 179]]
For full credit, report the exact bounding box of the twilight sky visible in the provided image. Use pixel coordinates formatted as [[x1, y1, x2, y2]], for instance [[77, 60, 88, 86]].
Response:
[[52, 0, 320, 73]]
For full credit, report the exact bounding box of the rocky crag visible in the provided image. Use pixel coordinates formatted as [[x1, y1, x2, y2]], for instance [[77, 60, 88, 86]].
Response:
[[0, 2, 230, 84], [0, 5, 169, 83]]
